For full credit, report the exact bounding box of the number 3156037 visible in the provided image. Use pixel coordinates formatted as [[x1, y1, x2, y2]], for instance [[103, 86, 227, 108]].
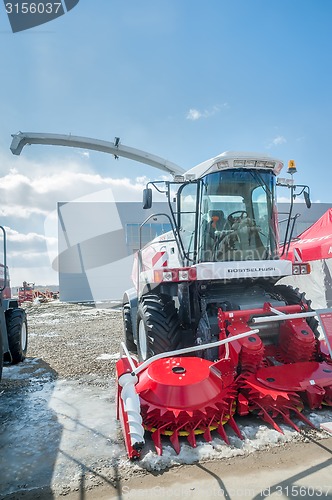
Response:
[[5, 3, 62, 14]]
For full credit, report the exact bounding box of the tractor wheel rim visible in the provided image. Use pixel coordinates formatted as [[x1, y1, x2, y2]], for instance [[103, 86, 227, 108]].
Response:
[[138, 319, 147, 360], [21, 322, 27, 351]]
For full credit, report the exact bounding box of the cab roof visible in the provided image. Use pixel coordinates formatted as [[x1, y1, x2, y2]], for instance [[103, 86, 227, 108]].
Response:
[[184, 151, 284, 180]]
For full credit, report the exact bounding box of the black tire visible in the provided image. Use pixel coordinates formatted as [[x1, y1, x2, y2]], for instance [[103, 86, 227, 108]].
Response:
[[137, 294, 181, 362], [0, 332, 3, 380], [6, 308, 28, 364], [122, 303, 137, 353], [271, 284, 320, 338]]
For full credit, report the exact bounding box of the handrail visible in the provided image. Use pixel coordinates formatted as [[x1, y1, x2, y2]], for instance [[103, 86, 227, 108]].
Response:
[[130, 329, 259, 376]]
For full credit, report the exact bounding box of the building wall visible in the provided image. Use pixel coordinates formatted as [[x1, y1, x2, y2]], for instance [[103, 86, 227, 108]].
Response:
[[278, 202, 332, 240], [58, 201, 332, 303], [58, 201, 171, 303]]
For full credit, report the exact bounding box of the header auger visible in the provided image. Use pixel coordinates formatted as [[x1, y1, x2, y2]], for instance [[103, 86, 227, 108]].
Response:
[[116, 151, 332, 459]]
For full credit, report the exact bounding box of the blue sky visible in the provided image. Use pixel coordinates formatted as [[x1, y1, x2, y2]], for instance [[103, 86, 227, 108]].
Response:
[[0, 0, 332, 285]]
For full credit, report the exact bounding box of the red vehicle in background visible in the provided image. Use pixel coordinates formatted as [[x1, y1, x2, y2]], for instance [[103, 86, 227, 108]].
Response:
[[18, 281, 35, 305]]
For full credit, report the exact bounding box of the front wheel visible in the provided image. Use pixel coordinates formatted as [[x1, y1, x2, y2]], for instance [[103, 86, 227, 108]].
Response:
[[136, 294, 181, 362], [6, 308, 28, 364], [122, 303, 137, 353]]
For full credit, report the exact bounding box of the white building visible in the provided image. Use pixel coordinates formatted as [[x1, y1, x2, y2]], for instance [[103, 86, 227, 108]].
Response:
[[58, 201, 332, 303]]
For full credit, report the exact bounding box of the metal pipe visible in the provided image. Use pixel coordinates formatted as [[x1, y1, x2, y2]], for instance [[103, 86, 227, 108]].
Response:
[[252, 311, 316, 324], [120, 342, 137, 373], [269, 307, 287, 316], [133, 329, 259, 376], [221, 304, 303, 321]]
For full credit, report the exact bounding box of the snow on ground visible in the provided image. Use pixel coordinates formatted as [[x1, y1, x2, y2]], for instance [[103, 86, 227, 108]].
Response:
[[3, 355, 332, 485], [1, 300, 332, 497], [96, 353, 120, 360], [137, 413, 332, 472]]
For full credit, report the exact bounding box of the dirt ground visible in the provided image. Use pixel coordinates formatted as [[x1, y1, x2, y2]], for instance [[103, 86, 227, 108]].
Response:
[[65, 437, 332, 500], [1, 301, 332, 499]]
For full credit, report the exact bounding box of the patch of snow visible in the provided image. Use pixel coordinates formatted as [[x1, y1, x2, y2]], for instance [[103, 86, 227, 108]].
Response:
[[70, 307, 122, 317], [96, 353, 120, 360], [35, 312, 55, 318], [308, 409, 332, 427], [320, 421, 332, 434], [37, 331, 59, 338], [137, 411, 332, 472], [2, 358, 47, 381]]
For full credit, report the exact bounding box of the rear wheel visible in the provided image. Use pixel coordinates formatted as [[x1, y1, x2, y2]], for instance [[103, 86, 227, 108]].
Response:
[[0, 332, 3, 380], [6, 308, 28, 364], [272, 284, 320, 338], [137, 294, 181, 362], [122, 303, 137, 353]]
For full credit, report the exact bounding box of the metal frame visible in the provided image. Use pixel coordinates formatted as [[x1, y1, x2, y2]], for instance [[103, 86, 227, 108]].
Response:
[[315, 308, 332, 359]]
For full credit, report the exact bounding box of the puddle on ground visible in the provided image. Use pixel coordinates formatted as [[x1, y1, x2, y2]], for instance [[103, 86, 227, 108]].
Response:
[[0, 360, 126, 497]]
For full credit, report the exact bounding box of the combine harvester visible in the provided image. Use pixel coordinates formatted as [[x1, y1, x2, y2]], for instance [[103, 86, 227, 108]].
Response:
[[117, 152, 332, 459], [9, 134, 332, 459]]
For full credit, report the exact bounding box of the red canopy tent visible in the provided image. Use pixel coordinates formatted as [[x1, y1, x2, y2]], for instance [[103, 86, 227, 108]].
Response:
[[284, 208, 332, 262], [280, 209, 332, 309]]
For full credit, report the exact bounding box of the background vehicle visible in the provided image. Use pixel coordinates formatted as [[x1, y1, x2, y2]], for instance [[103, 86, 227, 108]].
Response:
[[0, 227, 28, 380], [117, 152, 332, 459], [18, 281, 35, 305]]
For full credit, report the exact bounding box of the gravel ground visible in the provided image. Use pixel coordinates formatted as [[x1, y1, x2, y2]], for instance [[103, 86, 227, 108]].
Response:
[[1, 300, 332, 499], [25, 300, 123, 382]]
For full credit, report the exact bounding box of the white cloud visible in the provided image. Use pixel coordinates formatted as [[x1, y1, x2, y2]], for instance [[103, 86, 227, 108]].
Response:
[[186, 104, 228, 121], [5, 226, 55, 245], [187, 108, 202, 121], [277, 195, 303, 204], [267, 135, 287, 148], [0, 168, 158, 219], [273, 136, 286, 145], [0, 206, 48, 218], [0, 151, 168, 285]]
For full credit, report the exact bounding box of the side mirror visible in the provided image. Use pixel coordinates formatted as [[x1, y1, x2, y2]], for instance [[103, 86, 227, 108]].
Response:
[[304, 190, 311, 209], [143, 188, 152, 209]]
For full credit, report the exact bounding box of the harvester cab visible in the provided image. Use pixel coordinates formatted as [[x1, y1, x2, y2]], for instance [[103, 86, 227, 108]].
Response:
[[142, 152, 310, 268], [116, 151, 331, 460]]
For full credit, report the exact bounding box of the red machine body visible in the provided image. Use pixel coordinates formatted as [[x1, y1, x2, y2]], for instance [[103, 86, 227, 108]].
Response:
[[116, 300, 332, 460]]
